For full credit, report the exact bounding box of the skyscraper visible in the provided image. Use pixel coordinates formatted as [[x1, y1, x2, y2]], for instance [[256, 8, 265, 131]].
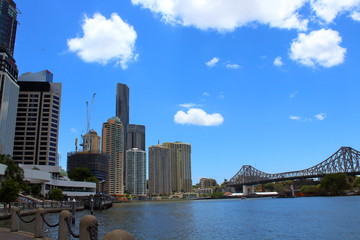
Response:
[[12, 70, 62, 166], [148, 145, 171, 195], [125, 148, 146, 195], [163, 142, 192, 193], [115, 83, 129, 128], [127, 124, 145, 151], [0, 0, 18, 155], [102, 117, 125, 196]]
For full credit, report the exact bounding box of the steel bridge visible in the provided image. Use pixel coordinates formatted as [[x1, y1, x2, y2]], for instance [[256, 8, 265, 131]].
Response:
[[227, 147, 360, 187]]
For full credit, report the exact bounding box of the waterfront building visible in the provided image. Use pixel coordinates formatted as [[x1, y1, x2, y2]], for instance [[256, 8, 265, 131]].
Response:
[[148, 145, 171, 195], [125, 148, 146, 195], [126, 124, 145, 151], [19, 164, 96, 197], [67, 151, 108, 182], [12, 70, 61, 166], [102, 117, 125, 196], [0, 0, 19, 155], [163, 141, 192, 193], [200, 178, 217, 189]]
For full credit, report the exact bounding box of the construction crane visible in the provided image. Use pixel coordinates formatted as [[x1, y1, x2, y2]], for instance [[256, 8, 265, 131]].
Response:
[[81, 93, 96, 152]]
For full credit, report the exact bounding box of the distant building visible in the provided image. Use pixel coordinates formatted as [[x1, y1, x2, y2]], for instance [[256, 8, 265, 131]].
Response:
[[12, 70, 61, 166], [125, 148, 146, 195], [102, 117, 125, 196], [126, 124, 145, 151], [163, 142, 192, 193], [200, 178, 217, 189], [81, 129, 101, 153], [0, 0, 19, 155], [116, 83, 129, 129], [67, 151, 108, 182], [148, 145, 171, 195]]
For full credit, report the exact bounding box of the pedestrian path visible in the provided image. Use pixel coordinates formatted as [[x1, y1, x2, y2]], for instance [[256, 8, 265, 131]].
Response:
[[0, 227, 51, 240]]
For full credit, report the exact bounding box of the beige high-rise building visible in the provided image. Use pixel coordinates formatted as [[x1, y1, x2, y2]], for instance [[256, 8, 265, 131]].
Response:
[[102, 117, 124, 196], [13, 70, 61, 166], [82, 129, 100, 153], [148, 145, 171, 195], [163, 141, 192, 193]]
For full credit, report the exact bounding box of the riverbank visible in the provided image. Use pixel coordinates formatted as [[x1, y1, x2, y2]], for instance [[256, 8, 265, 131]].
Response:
[[0, 206, 84, 220]]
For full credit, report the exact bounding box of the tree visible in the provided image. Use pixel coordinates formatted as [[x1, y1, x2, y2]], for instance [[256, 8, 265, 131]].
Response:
[[320, 173, 351, 196], [0, 180, 21, 203], [0, 154, 24, 182], [31, 184, 42, 196], [68, 167, 97, 182], [48, 188, 64, 201], [301, 185, 322, 196], [211, 192, 224, 199]]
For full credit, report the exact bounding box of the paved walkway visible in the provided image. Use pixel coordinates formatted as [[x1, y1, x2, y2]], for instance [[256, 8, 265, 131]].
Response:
[[0, 227, 51, 240]]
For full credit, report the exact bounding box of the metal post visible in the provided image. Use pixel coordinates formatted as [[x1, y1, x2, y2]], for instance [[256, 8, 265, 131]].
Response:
[[72, 198, 76, 224], [79, 215, 98, 240], [90, 197, 94, 215], [34, 208, 45, 238], [10, 207, 19, 232], [102, 230, 135, 240], [58, 210, 71, 240]]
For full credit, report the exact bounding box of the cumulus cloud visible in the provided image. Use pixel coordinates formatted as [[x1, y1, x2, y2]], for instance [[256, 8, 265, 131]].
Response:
[[315, 113, 326, 120], [290, 29, 346, 68], [311, 0, 360, 23], [67, 13, 137, 69], [206, 57, 220, 67], [290, 115, 301, 120], [226, 63, 240, 69], [351, 11, 360, 20], [273, 57, 284, 67], [174, 108, 224, 126], [132, 0, 308, 31]]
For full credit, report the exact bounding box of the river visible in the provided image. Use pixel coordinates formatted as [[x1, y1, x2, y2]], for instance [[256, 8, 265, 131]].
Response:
[[2, 196, 360, 239]]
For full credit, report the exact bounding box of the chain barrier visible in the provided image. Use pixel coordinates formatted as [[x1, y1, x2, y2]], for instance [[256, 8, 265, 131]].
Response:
[[65, 217, 80, 238], [87, 220, 99, 240], [16, 211, 36, 223], [41, 213, 59, 227]]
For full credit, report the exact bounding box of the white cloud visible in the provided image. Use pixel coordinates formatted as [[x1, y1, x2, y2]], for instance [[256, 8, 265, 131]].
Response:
[[351, 11, 360, 20], [206, 57, 220, 67], [315, 113, 326, 120], [67, 13, 138, 69], [202, 92, 210, 96], [290, 91, 299, 98], [179, 103, 202, 108], [174, 108, 224, 126], [132, 0, 308, 31], [70, 128, 78, 134], [218, 92, 225, 99], [226, 64, 240, 69], [311, 0, 360, 23], [290, 29, 346, 68], [290, 115, 301, 120], [273, 57, 284, 67]]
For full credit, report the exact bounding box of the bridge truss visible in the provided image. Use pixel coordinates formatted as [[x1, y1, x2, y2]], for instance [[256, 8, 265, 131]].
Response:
[[228, 147, 360, 186]]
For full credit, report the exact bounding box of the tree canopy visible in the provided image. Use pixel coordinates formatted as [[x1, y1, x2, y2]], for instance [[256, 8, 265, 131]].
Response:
[[68, 167, 98, 183], [0, 180, 21, 203], [320, 173, 351, 195], [48, 188, 64, 201], [0, 154, 24, 182]]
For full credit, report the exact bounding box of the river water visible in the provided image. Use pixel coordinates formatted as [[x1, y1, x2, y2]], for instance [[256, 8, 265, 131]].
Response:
[[2, 196, 360, 239]]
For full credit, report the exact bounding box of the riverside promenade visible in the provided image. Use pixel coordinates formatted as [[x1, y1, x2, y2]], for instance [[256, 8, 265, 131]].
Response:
[[0, 227, 51, 240]]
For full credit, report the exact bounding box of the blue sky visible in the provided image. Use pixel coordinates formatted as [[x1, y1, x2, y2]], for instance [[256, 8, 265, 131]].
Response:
[[14, 0, 360, 184]]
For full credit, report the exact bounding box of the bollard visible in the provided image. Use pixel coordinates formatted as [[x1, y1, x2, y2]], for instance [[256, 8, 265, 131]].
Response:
[[58, 210, 71, 240], [79, 215, 98, 240], [34, 208, 45, 238], [102, 230, 135, 240], [10, 207, 19, 232]]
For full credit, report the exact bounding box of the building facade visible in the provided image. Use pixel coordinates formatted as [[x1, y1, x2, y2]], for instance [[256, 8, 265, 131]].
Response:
[[126, 124, 145, 151], [67, 151, 108, 182], [115, 83, 129, 128], [200, 178, 217, 189], [125, 148, 146, 195], [81, 129, 101, 153], [148, 145, 171, 195], [102, 117, 125, 196], [163, 142, 192, 193], [12, 70, 61, 166], [0, 0, 18, 155]]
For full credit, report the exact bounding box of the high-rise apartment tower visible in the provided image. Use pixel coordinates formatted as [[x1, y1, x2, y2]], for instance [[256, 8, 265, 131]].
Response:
[[126, 124, 145, 151], [125, 148, 146, 195], [102, 117, 125, 196], [148, 145, 171, 195], [115, 83, 129, 128]]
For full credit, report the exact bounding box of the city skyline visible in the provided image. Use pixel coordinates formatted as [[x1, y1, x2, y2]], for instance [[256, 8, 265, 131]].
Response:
[[13, 0, 360, 184]]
